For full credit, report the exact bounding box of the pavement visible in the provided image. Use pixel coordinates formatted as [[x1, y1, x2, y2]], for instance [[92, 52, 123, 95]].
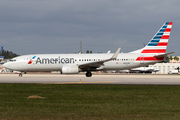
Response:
[[0, 73, 180, 85]]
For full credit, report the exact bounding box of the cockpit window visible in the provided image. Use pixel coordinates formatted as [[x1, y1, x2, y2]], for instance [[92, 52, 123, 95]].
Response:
[[9, 59, 16, 62]]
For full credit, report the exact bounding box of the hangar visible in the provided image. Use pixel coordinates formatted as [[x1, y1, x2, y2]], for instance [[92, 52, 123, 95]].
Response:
[[149, 63, 180, 74]]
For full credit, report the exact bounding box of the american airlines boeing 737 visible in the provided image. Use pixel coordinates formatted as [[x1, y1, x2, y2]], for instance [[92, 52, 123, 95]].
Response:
[[3, 22, 175, 77]]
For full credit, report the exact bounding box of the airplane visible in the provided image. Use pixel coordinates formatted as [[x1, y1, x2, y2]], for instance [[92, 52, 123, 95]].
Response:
[[3, 22, 175, 77], [131, 67, 159, 73], [119, 67, 159, 73]]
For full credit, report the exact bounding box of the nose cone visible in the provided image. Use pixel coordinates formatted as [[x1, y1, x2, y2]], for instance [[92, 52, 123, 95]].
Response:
[[3, 62, 9, 69]]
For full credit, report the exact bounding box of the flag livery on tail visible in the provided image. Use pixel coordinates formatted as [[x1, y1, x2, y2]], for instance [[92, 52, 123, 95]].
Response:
[[142, 22, 173, 54]]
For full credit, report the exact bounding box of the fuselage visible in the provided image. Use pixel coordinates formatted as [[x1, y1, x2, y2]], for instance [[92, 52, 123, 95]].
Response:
[[3, 53, 164, 72]]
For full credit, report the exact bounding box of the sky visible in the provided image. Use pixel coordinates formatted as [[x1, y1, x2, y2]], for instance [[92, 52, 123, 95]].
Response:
[[0, 0, 180, 55]]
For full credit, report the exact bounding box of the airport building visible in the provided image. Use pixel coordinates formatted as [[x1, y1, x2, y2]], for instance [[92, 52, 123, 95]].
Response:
[[149, 62, 180, 74], [0, 46, 3, 61], [0, 56, 4, 61]]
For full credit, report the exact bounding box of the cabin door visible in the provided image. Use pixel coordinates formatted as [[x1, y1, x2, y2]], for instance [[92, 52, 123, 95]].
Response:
[[140, 55, 144, 66]]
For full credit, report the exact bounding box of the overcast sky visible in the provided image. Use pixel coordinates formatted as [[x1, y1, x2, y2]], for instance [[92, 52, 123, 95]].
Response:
[[0, 0, 180, 55]]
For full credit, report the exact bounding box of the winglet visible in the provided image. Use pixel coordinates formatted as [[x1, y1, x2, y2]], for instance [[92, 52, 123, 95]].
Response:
[[111, 48, 121, 60], [107, 50, 111, 54]]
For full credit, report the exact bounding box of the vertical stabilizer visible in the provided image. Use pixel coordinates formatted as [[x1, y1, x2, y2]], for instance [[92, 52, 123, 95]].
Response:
[[130, 22, 173, 54]]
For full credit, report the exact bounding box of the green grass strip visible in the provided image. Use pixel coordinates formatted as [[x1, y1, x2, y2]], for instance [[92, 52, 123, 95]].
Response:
[[0, 84, 180, 120]]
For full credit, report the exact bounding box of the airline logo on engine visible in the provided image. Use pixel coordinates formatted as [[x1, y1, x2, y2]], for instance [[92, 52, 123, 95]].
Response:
[[36, 57, 74, 64]]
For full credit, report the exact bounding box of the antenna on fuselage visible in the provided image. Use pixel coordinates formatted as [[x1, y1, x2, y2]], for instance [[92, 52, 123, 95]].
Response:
[[143, 43, 146, 47]]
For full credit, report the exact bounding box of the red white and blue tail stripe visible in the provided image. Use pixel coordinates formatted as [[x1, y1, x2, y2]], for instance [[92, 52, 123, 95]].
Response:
[[130, 22, 173, 54], [142, 22, 172, 54]]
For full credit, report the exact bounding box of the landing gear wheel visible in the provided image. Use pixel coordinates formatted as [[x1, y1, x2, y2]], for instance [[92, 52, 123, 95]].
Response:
[[19, 73, 22, 77], [86, 72, 92, 77]]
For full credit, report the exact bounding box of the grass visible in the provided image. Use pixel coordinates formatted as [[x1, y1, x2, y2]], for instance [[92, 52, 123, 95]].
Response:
[[0, 84, 180, 119]]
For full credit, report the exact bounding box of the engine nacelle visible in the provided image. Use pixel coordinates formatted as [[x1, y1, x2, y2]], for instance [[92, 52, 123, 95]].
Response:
[[62, 65, 79, 74]]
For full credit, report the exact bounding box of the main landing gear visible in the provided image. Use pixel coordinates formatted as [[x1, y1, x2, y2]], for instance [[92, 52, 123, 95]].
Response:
[[19, 73, 22, 77], [86, 72, 92, 77]]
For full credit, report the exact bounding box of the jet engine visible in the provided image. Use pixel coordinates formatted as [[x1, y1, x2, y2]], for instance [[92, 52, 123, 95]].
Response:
[[62, 65, 79, 74]]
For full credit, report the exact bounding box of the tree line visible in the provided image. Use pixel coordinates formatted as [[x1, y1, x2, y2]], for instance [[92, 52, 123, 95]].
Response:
[[165, 56, 179, 63], [0, 49, 19, 59]]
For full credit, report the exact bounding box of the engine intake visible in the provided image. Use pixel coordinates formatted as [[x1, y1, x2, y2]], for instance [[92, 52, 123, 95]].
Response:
[[62, 65, 79, 74]]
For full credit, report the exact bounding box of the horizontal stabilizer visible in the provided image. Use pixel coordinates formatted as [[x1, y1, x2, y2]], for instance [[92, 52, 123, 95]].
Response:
[[154, 52, 176, 58]]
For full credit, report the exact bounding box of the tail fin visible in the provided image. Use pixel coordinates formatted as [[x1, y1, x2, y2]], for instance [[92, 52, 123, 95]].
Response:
[[130, 22, 173, 54]]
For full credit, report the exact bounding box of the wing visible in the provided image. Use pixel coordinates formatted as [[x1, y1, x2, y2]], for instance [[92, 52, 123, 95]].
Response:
[[78, 48, 121, 70]]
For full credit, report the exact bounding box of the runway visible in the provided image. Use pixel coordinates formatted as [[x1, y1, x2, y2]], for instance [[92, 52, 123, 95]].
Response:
[[1, 73, 180, 85]]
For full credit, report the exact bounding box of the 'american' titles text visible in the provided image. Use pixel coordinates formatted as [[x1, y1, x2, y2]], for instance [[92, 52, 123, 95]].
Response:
[[36, 57, 74, 64]]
